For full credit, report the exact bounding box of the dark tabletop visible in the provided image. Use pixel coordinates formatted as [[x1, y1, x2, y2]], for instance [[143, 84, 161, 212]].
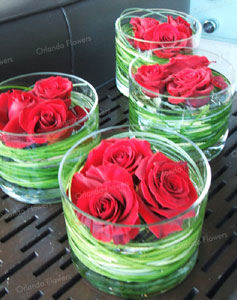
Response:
[[0, 81, 236, 300]]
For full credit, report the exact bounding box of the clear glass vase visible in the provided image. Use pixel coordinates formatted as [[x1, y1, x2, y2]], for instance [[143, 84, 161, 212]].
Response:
[[59, 125, 211, 298], [129, 48, 235, 160], [115, 8, 202, 97], [0, 72, 98, 204]]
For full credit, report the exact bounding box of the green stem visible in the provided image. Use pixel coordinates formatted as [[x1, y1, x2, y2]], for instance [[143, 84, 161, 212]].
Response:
[[0, 85, 32, 91]]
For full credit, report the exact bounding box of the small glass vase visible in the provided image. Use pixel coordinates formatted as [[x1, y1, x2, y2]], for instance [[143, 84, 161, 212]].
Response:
[[0, 72, 98, 204], [115, 8, 202, 97], [129, 48, 235, 161], [59, 125, 211, 299]]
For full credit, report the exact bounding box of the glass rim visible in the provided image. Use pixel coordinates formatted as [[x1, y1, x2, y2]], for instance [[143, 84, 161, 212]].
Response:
[[115, 8, 202, 45], [0, 72, 98, 137], [59, 125, 211, 228], [129, 47, 235, 101]]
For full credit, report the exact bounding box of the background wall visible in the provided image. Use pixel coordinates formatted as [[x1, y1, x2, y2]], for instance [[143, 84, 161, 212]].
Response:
[[190, 0, 237, 90], [0, 0, 190, 86], [190, 0, 237, 43]]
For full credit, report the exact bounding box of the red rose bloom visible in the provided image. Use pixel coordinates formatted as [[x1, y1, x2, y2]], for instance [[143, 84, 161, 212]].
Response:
[[130, 17, 160, 50], [18, 99, 76, 144], [33, 76, 72, 107], [135, 152, 198, 238], [143, 23, 190, 58], [134, 64, 171, 96], [81, 138, 152, 176], [167, 67, 214, 107], [71, 164, 140, 244], [0, 93, 9, 130], [8, 90, 39, 120], [2, 99, 76, 148]]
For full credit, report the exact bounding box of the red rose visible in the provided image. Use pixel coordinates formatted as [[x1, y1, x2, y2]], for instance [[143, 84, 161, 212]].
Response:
[[130, 17, 160, 50], [33, 76, 72, 107], [0, 93, 9, 130], [8, 90, 39, 120], [144, 23, 189, 58], [135, 152, 198, 238], [2, 99, 76, 147], [167, 67, 214, 107], [165, 54, 210, 74], [19, 99, 76, 144], [134, 64, 171, 96], [168, 16, 192, 38], [81, 138, 152, 176], [71, 164, 140, 244]]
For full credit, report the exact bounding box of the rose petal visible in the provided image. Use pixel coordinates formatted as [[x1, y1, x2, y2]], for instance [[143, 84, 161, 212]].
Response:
[[81, 139, 115, 174], [165, 54, 211, 74], [212, 76, 228, 90], [138, 196, 182, 238], [135, 156, 149, 180], [2, 117, 32, 148], [0, 93, 9, 130], [71, 171, 101, 204], [86, 165, 134, 189]]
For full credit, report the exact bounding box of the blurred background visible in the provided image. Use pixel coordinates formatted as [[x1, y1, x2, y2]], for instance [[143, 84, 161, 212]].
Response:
[[0, 0, 236, 87], [190, 0, 237, 90]]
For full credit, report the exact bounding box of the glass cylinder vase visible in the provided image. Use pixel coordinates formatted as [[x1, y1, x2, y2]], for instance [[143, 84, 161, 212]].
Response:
[[59, 125, 211, 299], [115, 8, 202, 97], [129, 48, 235, 160], [0, 72, 98, 204]]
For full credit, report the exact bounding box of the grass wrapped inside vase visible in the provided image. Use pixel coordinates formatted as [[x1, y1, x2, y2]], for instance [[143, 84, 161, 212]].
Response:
[[59, 126, 211, 298]]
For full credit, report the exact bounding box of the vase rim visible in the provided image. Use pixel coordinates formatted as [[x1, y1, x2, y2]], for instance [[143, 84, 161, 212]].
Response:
[[0, 72, 98, 137], [115, 8, 202, 45], [59, 125, 211, 228], [129, 48, 235, 102]]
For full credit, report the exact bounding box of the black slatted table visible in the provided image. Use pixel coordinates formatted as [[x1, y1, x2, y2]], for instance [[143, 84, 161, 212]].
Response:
[[0, 80, 236, 300]]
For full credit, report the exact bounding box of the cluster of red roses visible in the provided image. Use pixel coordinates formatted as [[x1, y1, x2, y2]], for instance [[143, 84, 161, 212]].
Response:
[[134, 54, 228, 107], [130, 16, 193, 58], [71, 138, 197, 244], [0, 76, 86, 148]]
